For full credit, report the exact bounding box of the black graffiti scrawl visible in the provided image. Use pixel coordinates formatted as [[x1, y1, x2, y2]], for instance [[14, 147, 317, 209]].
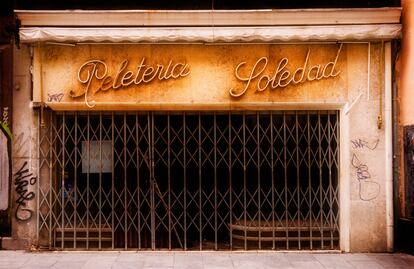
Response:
[[14, 161, 37, 221]]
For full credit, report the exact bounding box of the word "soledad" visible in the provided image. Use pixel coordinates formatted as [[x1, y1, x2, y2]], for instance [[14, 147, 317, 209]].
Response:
[[229, 44, 343, 98]]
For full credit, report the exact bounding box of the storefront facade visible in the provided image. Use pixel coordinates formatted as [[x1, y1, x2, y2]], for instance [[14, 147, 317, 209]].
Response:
[[7, 8, 401, 251]]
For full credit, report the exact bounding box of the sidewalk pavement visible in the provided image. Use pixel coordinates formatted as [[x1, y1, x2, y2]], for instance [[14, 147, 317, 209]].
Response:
[[0, 250, 413, 269]]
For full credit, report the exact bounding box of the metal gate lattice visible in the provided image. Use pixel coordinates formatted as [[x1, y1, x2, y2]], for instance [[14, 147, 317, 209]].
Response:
[[37, 111, 339, 250]]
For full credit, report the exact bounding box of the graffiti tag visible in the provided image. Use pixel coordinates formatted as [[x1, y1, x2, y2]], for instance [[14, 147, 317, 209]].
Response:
[[14, 161, 37, 221], [47, 93, 64, 102], [2, 107, 9, 126], [351, 153, 380, 201], [351, 138, 379, 150]]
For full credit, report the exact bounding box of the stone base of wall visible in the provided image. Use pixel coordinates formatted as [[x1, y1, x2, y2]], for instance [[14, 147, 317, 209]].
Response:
[[1, 237, 29, 250]]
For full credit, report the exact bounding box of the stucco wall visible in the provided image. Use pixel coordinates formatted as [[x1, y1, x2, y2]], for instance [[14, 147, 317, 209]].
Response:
[[12, 44, 38, 246], [344, 43, 390, 251]]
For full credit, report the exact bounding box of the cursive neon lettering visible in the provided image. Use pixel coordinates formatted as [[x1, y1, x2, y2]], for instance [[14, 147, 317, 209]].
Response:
[[229, 57, 268, 98], [229, 44, 342, 98], [72, 60, 107, 107], [270, 58, 288, 88], [134, 58, 146, 84], [72, 58, 191, 107], [307, 65, 319, 81], [278, 70, 291, 88], [121, 70, 134, 86], [292, 49, 310, 84], [142, 66, 155, 83], [100, 76, 113, 92], [113, 60, 129, 89]]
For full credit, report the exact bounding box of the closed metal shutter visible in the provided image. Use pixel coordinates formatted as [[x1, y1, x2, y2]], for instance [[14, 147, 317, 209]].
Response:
[[37, 111, 339, 250]]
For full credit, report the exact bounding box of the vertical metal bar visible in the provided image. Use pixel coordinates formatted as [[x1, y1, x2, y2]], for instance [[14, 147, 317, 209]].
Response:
[[136, 113, 141, 250], [86, 112, 90, 249], [257, 112, 261, 249], [328, 114, 334, 248], [123, 113, 128, 249], [270, 112, 275, 250], [336, 111, 340, 245], [168, 113, 172, 250], [111, 113, 115, 249], [74, 113, 78, 249], [296, 112, 301, 249], [308, 113, 313, 249], [243, 113, 247, 250], [150, 113, 156, 250], [48, 112, 53, 249], [318, 112, 324, 249], [111, 112, 115, 249], [123, 113, 128, 250], [61, 112, 66, 249], [283, 112, 289, 249], [229, 113, 233, 250], [99, 113, 102, 250], [198, 113, 202, 250], [183, 113, 187, 250], [214, 113, 218, 250], [36, 111, 40, 244]]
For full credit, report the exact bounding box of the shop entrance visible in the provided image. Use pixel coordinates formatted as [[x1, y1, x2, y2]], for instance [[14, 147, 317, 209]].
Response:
[[38, 111, 339, 250]]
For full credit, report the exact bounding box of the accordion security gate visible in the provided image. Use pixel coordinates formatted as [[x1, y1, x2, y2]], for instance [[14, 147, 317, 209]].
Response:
[[37, 111, 339, 250]]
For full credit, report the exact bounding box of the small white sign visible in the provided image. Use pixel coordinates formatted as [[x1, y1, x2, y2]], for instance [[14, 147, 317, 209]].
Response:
[[81, 140, 112, 173]]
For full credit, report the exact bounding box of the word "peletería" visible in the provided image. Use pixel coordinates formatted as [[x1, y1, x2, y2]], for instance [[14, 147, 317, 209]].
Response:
[[229, 44, 342, 98], [70, 58, 190, 107]]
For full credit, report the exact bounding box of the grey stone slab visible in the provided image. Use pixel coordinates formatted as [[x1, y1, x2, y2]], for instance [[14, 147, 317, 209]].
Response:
[[82, 259, 116, 269], [25, 257, 58, 267], [335, 254, 376, 262], [202, 254, 233, 267], [232, 260, 273, 269], [285, 253, 317, 262], [59, 253, 95, 261], [117, 253, 140, 257], [173, 264, 203, 269], [0, 259, 29, 267], [52, 261, 86, 269], [201, 267, 233, 269], [368, 254, 412, 268], [143, 255, 174, 268], [313, 254, 357, 268], [0, 250, 412, 269], [142, 267, 173, 269], [116, 255, 145, 262], [291, 261, 325, 269], [173, 258, 203, 268], [318, 261, 355, 269], [399, 254, 414, 265], [111, 261, 145, 269], [19, 267, 51, 269], [349, 260, 386, 269]]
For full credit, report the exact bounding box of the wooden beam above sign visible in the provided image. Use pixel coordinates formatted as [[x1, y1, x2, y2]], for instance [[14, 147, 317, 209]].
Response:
[[16, 8, 401, 27]]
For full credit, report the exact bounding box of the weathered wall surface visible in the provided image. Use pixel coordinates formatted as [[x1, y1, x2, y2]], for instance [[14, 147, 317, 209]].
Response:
[[345, 43, 389, 251], [12, 42, 391, 252], [11, 44, 38, 247]]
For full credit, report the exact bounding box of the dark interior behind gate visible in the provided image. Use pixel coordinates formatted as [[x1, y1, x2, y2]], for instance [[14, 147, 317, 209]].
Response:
[[38, 111, 339, 250]]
